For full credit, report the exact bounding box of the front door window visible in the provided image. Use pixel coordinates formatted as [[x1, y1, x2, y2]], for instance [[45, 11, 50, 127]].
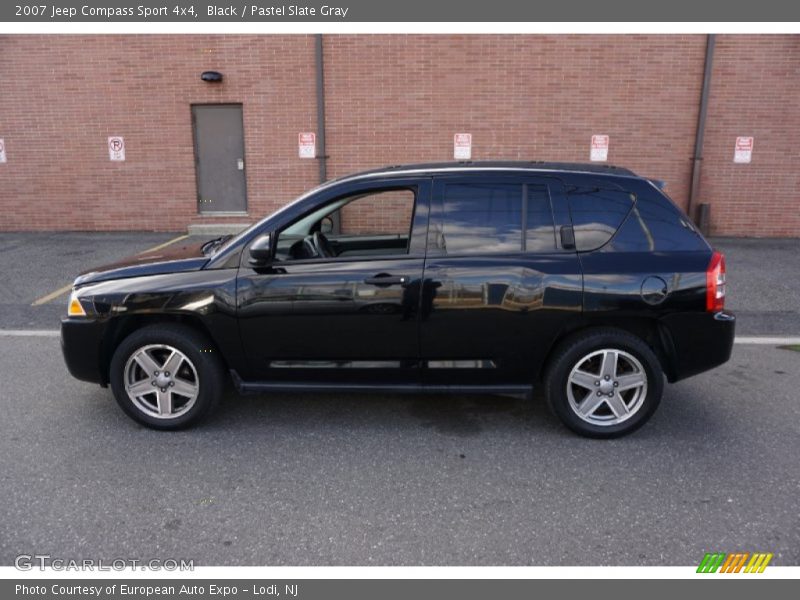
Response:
[[275, 187, 417, 261]]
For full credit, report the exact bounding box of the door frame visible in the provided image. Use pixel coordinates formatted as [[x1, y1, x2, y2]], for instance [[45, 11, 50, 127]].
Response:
[[190, 103, 248, 215], [420, 172, 579, 385], [234, 176, 434, 383]]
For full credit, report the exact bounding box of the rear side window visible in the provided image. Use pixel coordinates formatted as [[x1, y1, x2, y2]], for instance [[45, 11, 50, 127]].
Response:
[[439, 183, 555, 255], [567, 186, 635, 251], [607, 186, 709, 252]]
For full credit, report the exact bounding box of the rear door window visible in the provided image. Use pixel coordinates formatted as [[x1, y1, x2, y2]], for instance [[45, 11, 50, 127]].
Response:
[[441, 183, 522, 254], [525, 184, 557, 252], [435, 181, 556, 255]]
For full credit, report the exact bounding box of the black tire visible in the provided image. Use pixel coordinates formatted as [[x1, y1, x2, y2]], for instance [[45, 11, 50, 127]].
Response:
[[109, 324, 224, 430], [543, 328, 663, 438]]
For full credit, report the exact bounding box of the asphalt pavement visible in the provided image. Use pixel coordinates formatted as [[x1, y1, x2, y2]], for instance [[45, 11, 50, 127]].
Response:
[[0, 232, 180, 330], [715, 237, 800, 335], [0, 232, 798, 566], [0, 338, 797, 565]]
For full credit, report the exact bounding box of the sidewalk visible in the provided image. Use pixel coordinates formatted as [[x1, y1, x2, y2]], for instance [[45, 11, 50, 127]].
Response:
[[0, 232, 797, 334]]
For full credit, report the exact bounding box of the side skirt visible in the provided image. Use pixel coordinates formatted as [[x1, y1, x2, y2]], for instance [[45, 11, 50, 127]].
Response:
[[230, 370, 533, 399]]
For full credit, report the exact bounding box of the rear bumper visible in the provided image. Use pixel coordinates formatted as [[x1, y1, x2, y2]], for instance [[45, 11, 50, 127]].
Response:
[[61, 318, 108, 385], [660, 311, 736, 382]]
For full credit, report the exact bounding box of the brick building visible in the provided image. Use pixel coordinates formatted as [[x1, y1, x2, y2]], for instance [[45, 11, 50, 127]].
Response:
[[1, 34, 798, 237]]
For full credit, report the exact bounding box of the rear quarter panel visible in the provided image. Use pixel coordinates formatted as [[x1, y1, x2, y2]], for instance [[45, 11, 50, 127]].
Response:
[[573, 175, 731, 381]]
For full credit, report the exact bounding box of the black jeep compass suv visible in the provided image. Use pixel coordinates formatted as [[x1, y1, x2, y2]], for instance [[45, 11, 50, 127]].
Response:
[[61, 162, 734, 437]]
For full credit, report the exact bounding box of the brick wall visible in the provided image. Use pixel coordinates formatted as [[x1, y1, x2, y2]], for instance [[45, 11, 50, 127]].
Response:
[[1, 34, 798, 237], [1, 35, 318, 231], [700, 35, 800, 237], [339, 189, 415, 234]]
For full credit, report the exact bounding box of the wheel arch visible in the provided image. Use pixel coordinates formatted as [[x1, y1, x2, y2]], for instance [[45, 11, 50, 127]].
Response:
[[539, 317, 676, 383], [99, 314, 231, 385]]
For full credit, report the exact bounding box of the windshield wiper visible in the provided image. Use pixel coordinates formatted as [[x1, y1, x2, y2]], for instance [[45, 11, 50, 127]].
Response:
[[201, 235, 232, 256]]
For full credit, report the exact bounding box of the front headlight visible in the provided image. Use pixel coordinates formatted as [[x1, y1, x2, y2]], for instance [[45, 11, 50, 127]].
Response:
[[67, 289, 87, 317]]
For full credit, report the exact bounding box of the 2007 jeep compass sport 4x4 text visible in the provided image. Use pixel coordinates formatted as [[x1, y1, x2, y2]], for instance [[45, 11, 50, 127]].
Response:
[[61, 162, 735, 437]]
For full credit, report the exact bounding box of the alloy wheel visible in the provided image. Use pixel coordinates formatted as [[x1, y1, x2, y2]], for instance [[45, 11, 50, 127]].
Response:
[[123, 344, 200, 419], [566, 348, 648, 426]]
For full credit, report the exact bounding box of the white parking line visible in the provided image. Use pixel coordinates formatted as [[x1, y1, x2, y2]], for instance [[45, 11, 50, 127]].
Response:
[[734, 336, 800, 345], [1, 330, 799, 345], [0, 329, 60, 337]]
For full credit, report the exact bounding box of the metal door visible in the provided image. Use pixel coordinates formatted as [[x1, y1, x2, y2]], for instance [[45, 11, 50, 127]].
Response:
[[191, 104, 247, 213], [235, 177, 433, 385], [420, 173, 583, 385]]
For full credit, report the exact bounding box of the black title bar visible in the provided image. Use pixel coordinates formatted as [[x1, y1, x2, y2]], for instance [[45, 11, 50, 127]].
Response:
[[4, 0, 800, 22]]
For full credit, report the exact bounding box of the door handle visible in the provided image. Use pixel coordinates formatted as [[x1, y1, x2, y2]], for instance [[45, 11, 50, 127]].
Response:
[[364, 274, 408, 287], [560, 225, 576, 250]]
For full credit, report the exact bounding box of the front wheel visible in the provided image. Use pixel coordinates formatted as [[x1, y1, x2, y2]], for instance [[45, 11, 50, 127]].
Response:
[[543, 329, 663, 438], [109, 324, 224, 430]]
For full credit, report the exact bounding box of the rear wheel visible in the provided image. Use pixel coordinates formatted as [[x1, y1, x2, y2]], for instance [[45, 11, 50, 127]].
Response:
[[109, 324, 224, 429], [544, 329, 663, 438]]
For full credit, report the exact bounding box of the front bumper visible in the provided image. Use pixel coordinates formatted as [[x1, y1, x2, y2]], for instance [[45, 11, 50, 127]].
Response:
[[660, 310, 736, 382], [61, 318, 109, 385]]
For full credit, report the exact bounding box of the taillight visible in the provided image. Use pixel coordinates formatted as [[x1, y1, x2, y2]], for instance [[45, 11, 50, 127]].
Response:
[[706, 251, 726, 312]]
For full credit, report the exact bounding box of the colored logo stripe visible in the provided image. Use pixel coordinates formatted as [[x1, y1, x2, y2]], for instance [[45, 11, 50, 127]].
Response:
[[697, 553, 726, 573], [697, 552, 773, 573], [745, 553, 773, 573], [720, 553, 749, 573]]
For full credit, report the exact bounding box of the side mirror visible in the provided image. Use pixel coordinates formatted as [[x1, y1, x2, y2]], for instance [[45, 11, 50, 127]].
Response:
[[320, 216, 334, 235], [249, 233, 272, 263]]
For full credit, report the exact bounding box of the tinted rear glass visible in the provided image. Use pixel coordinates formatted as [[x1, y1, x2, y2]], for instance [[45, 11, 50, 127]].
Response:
[[442, 183, 521, 254], [440, 183, 555, 254], [526, 185, 557, 252], [567, 186, 635, 251], [605, 186, 709, 252]]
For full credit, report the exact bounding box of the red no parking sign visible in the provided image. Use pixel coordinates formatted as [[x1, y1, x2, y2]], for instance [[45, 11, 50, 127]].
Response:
[[454, 133, 472, 160], [734, 136, 754, 164]]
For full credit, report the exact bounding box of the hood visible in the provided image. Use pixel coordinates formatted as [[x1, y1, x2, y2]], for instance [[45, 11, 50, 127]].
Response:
[[74, 240, 210, 287]]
